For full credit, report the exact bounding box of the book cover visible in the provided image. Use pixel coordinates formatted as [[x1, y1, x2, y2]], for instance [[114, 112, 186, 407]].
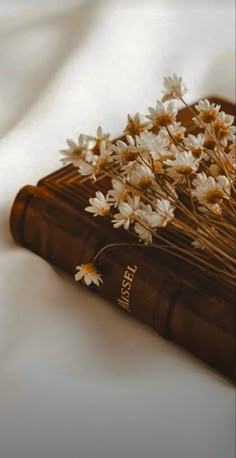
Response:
[[9, 98, 236, 381]]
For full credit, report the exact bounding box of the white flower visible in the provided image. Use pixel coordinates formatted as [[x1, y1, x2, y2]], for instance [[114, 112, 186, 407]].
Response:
[[85, 191, 111, 216], [161, 73, 187, 102], [96, 140, 113, 166], [128, 163, 154, 189], [146, 101, 177, 130], [121, 160, 139, 177], [113, 136, 139, 163], [154, 199, 175, 227], [195, 99, 221, 113], [183, 133, 205, 158], [213, 112, 235, 146], [112, 195, 140, 230], [163, 121, 186, 144], [134, 199, 174, 242], [165, 151, 199, 180], [60, 134, 95, 166], [134, 221, 153, 244], [78, 141, 113, 179], [79, 160, 97, 177], [192, 172, 230, 215], [217, 175, 231, 195], [140, 200, 174, 230], [75, 263, 103, 286], [134, 204, 154, 243], [124, 112, 152, 136], [194, 99, 220, 126], [84, 126, 111, 153], [137, 131, 169, 160], [108, 179, 128, 207]]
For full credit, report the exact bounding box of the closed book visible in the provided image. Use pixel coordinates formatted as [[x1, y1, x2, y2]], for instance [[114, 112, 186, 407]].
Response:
[[9, 98, 236, 381]]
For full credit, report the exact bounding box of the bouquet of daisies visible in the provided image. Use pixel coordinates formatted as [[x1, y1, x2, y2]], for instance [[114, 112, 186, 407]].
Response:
[[60, 74, 235, 288]]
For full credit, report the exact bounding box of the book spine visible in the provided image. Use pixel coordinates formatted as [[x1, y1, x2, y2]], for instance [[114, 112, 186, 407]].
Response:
[[9, 185, 236, 381]]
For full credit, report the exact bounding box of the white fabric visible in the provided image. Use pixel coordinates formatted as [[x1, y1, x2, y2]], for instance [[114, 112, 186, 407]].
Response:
[[0, 1, 235, 457]]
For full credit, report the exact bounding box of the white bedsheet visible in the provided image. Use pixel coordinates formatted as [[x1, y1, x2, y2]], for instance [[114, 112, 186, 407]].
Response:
[[0, 1, 235, 457]]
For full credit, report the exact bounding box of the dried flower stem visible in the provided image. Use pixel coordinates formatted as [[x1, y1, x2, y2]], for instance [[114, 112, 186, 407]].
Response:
[[61, 75, 235, 290]]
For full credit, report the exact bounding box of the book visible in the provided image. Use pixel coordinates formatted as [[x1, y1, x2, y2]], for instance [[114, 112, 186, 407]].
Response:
[[10, 98, 236, 381]]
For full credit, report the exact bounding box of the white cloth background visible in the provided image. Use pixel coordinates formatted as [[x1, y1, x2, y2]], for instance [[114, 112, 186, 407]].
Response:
[[0, 1, 235, 457]]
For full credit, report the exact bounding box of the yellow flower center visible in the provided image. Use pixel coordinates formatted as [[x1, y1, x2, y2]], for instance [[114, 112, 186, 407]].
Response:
[[153, 160, 163, 173], [139, 176, 153, 189], [99, 208, 110, 216], [205, 188, 224, 204], [213, 121, 230, 139], [123, 148, 139, 162], [156, 113, 175, 128], [176, 165, 193, 175], [173, 131, 184, 142], [93, 138, 111, 155], [192, 147, 203, 158], [199, 110, 218, 124], [204, 138, 216, 150], [98, 158, 109, 169], [124, 121, 146, 136], [71, 147, 84, 158], [84, 263, 96, 274]]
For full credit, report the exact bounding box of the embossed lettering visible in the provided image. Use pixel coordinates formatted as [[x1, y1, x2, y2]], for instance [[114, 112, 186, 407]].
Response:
[[117, 264, 138, 312]]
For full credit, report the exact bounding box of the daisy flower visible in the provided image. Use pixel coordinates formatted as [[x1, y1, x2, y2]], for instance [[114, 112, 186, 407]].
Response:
[[134, 221, 153, 244], [161, 73, 187, 102], [60, 134, 95, 166], [108, 179, 128, 207], [79, 141, 113, 180], [183, 133, 206, 158], [113, 136, 139, 163], [108, 178, 128, 208], [128, 163, 154, 189], [79, 160, 97, 178], [124, 113, 152, 136], [194, 99, 221, 126], [165, 151, 200, 180], [134, 204, 155, 243], [134, 198, 174, 243], [96, 141, 113, 168], [112, 195, 140, 230], [146, 101, 177, 130], [121, 160, 140, 177], [75, 263, 103, 286], [137, 131, 169, 160], [212, 112, 235, 146], [85, 191, 111, 216], [139, 200, 174, 229], [154, 199, 175, 227], [84, 126, 112, 154], [163, 121, 186, 144], [192, 172, 231, 215]]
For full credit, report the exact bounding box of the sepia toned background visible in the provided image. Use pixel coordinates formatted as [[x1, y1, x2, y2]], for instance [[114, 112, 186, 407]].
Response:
[[0, 1, 235, 457]]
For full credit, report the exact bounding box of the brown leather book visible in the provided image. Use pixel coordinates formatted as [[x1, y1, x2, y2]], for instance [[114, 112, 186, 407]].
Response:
[[10, 98, 236, 381]]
